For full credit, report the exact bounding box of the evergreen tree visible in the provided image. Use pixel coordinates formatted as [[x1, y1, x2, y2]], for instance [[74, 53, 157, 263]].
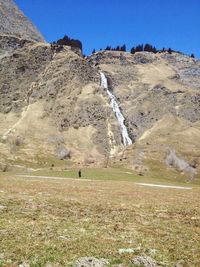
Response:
[[130, 46, 135, 54], [152, 46, 157, 53], [105, 46, 111, 51], [121, 44, 126, 52], [168, 48, 172, 54], [55, 35, 82, 51], [131, 43, 159, 54], [116, 45, 120, 51], [144, 43, 150, 52], [135, 44, 143, 52]]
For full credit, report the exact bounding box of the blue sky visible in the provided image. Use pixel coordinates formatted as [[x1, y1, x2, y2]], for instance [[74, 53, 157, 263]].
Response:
[[15, 0, 200, 57]]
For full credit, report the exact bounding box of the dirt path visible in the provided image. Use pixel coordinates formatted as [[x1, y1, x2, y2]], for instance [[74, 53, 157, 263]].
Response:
[[135, 183, 192, 190], [16, 174, 93, 182], [15, 175, 193, 189]]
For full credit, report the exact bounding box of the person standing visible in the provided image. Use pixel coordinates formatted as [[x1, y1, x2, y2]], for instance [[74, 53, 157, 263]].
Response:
[[78, 169, 82, 178]]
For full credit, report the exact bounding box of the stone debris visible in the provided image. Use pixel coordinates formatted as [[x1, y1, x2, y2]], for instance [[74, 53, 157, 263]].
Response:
[[131, 255, 158, 267], [18, 262, 30, 267], [118, 248, 134, 254], [74, 257, 109, 267], [166, 149, 197, 178], [55, 146, 71, 160], [174, 260, 184, 267], [45, 263, 60, 267]]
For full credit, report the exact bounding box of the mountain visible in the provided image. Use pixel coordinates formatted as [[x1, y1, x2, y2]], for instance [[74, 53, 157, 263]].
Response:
[[89, 51, 200, 178], [0, 1, 199, 180], [0, 0, 44, 42]]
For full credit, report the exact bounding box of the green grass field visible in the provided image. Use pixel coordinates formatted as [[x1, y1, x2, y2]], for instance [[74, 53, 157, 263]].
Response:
[[0, 167, 200, 267], [18, 165, 200, 186]]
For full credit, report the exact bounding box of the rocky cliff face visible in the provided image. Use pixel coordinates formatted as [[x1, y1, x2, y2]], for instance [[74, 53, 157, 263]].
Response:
[[89, 51, 200, 176], [0, 1, 200, 179], [89, 50, 200, 135], [0, 40, 123, 165], [0, 0, 44, 42]]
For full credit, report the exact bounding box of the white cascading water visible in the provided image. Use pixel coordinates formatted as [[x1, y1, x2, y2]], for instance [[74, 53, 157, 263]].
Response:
[[100, 72, 132, 146]]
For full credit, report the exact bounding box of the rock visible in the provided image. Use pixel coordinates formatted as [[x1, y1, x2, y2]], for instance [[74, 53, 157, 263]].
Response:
[[118, 248, 134, 254], [0, 253, 5, 259], [0, 38, 53, 113], [166, 149, 197, 178], [174, 260, 184, 267], [0, 163, 8, 172], [0, 0, 44, 42], [133, 52, 157, 64], [131, 256, 158, 267], [132, 164, 149, 174], [12, 135, 24, 146], [74, 257, 109, 267], [18, 262, 30, 267], [44, 263, 60, 267], [48, 135, 65, 145], [55, 147, 71, 160]]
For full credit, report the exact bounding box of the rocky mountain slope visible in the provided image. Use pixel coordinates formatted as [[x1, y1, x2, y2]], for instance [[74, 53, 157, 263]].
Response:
[[0, 39, 120, 164], [0, 1, 200, 180], [0, 0, 44, 42], [89, 51, 200, 178]]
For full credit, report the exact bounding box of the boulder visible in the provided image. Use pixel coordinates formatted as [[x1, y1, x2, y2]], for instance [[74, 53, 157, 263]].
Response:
[[131, 256, 158, 267]]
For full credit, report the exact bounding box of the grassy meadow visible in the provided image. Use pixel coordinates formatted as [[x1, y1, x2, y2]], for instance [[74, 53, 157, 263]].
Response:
[[0, 167, 199, 266]]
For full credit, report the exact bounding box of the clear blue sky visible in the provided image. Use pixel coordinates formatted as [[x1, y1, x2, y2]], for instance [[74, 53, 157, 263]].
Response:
[[15, 0, 200, 57]]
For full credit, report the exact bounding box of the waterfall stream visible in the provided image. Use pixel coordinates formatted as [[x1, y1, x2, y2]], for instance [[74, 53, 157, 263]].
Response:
[[100, 72, 132, 146]]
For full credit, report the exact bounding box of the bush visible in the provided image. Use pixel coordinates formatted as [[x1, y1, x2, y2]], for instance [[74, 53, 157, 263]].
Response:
[[14, 136, 24, 146]]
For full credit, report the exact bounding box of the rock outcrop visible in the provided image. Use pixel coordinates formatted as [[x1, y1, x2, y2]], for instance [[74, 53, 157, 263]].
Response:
[[0, 0, 44, 42], [74, 257, 109, 267], [131, 255, 158, 267], [89, 51, 200, 177]]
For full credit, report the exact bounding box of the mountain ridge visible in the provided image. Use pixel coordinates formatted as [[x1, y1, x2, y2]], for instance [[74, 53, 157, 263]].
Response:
[[0, 0, 44, 42]]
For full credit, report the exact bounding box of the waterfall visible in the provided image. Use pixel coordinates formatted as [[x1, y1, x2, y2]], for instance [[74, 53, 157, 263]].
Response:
[[100, 72, 132, 146]]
